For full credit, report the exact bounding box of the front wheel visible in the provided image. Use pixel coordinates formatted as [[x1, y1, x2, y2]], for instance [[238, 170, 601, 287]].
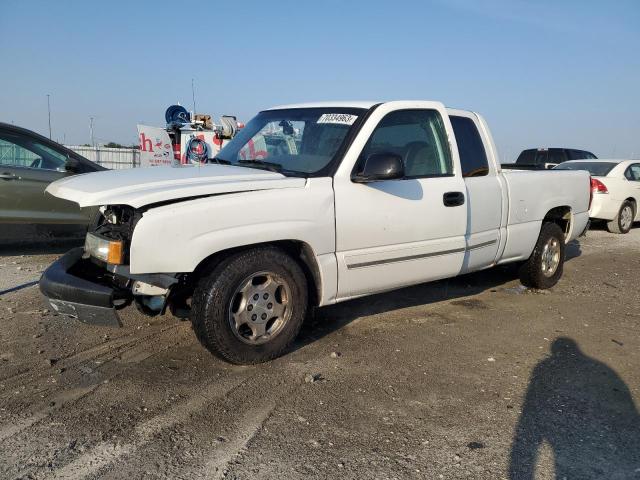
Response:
[[191, 247, 308, 364], [606, 201, 635, 234], [519, 222, 566, 289]]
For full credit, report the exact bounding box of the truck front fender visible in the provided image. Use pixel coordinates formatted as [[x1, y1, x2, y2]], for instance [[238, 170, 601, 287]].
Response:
[[128, 179, 339, 305]]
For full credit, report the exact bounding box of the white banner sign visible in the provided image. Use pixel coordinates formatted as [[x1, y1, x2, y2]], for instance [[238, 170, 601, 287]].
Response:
[[137, 125, 175, 167]]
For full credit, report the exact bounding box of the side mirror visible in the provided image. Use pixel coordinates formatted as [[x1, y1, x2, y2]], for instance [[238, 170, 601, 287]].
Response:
[[65, 157, 81, 173], [353, 152, 404, 183]]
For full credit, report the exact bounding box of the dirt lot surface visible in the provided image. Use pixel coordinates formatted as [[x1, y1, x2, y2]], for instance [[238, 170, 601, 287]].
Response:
[[1, 227, 639, 479]]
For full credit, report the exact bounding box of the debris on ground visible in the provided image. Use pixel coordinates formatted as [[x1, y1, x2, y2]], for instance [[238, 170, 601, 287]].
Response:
[[304, 373, 323, 383]]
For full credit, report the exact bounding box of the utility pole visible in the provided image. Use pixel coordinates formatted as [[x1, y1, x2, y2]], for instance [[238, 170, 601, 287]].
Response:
[[46, 94, 52, 139], [191, 78, 197, 114], [89, 117, 95, 147]]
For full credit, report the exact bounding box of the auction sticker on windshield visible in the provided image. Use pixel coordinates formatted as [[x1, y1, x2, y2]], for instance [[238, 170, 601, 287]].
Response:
[[317, 113, 358, 125]]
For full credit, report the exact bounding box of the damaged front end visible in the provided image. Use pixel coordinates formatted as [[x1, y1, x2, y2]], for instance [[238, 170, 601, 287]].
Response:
[[39, 205, 183, 327]]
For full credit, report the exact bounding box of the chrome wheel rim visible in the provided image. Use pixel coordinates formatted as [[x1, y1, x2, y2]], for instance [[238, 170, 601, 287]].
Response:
[[228, 271, 291, 345], [620, 206, 633, 231], [541, 237, 561, 278]]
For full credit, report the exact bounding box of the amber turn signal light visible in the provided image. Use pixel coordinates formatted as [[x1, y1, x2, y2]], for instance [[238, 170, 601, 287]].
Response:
[[106, 240, 124, 265]]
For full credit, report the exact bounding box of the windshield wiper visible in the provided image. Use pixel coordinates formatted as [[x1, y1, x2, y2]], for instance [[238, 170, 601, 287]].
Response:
[[211, 157, 232, 165], [237, 159, 283, 172], [236, 159, 307, 177]]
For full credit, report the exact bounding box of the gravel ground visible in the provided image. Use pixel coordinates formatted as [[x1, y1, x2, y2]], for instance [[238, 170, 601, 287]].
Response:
[[0, 242, 79, 294], [0, 226, 639, 479]]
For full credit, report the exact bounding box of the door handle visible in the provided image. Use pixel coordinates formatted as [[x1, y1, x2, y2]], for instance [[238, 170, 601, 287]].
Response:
[[443, 191, 465, 207], [0, 173, 18, 180]]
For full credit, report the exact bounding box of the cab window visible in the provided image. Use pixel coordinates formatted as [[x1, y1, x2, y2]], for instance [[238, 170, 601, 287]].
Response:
[[359, 109, 452, 178], [449, 116, 489, 177]]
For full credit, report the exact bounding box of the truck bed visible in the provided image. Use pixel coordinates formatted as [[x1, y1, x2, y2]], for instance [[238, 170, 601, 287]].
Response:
[[498, 169, 591, 263]]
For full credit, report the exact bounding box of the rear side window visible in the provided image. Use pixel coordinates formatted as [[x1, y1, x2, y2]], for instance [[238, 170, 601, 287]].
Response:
[[449, 116, 489, 177], [533, 150, 548, 165], [515, 150, 535, 164], [569, 150, 582, 160], [625, 164, 640, 181], [568, 149, 597, 160], [547, 150, 567, 164], [554, 161, 616, 176]]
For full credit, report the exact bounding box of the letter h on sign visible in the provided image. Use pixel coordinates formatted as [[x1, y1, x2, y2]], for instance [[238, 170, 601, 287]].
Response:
[[139, 133, 153, 152]]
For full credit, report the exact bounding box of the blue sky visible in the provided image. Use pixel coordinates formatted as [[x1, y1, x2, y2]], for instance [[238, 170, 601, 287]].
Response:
[[1, 0, 638, 161]]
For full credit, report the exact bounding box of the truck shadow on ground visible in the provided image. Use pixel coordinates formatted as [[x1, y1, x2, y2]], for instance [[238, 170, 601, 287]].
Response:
[[509, 337, 640, 479], [298, 240, 583, 347]]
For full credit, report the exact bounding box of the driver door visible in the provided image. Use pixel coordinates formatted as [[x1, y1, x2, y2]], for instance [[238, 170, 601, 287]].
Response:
[[333, 102, 468, 299], [0, 129, 87, 223]]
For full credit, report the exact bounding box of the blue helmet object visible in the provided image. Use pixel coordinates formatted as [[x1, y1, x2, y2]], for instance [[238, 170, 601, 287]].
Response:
[[165, 105, 191, 125]]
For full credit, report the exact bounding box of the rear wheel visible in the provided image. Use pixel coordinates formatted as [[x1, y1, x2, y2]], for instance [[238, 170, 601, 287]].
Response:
[[606, 201, 634, 234], [519, 222, 565, 289], [191, 247, 307, 364]]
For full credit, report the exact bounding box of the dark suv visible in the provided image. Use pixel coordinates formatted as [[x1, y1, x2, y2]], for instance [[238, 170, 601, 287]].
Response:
[[504, 148, 597, 170]]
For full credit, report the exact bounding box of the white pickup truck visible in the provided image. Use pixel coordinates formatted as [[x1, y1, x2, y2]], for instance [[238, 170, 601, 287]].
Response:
[[40, 101, 591, 364]]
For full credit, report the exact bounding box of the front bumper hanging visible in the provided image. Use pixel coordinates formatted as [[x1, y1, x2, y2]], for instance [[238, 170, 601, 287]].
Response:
[[39, 247, 122, 327]]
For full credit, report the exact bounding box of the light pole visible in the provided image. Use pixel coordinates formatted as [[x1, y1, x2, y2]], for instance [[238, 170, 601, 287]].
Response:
[[46, 94, 52, 139], [89, 117, 95, 147], [191, 78, 197, 114]]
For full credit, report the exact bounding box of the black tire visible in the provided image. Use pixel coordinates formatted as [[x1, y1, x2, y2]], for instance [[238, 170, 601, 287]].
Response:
[[191, 247, 307, 364], [519, 222, 566, 289], [606, 201, 635, 234]]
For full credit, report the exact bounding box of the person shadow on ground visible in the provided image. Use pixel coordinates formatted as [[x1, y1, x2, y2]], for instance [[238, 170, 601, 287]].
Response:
[[509, 337, 640, 479]]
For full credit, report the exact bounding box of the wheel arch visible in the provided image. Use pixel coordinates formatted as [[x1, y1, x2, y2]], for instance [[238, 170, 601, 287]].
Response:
[[191, 240, 323, 307], [624, 197, 637, 211], [542, 206, 572, 241]]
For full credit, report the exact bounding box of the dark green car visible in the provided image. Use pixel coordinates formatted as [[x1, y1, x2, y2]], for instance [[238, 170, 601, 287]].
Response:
[[0, 122, 105, 224]]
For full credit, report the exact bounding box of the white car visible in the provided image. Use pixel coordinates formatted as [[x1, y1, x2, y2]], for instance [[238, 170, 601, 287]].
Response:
[[555, 160, 640, 234], [40, 101, 590, 364]]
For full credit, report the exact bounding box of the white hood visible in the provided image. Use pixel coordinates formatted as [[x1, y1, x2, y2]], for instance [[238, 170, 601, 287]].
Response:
[[46, 164, 307, 208]]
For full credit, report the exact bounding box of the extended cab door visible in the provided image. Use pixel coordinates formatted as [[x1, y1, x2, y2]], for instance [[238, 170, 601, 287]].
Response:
[[333, 101, 467, 299], [447, 110, 503, 273]]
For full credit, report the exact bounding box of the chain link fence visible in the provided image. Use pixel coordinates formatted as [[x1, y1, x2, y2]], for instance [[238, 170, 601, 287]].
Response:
[[66, 146, 140, 169]]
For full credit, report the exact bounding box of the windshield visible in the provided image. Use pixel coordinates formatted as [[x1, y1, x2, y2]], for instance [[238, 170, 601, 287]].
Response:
[[215, 107, 365, 176], [553, 161, 616, 176]]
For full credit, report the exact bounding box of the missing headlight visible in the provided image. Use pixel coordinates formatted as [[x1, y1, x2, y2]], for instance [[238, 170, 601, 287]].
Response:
[[99, 206, 119, 224]]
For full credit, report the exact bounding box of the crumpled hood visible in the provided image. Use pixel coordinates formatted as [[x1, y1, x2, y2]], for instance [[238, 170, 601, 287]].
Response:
[[46, 164, 307, 208]]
